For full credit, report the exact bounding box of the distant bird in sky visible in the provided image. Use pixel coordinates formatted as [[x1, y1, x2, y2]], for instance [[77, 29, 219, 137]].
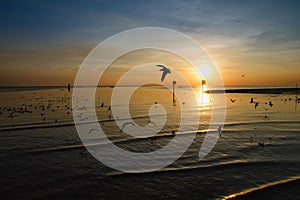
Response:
[[156, 65, 171, 82], [250, 98, 255, 104], [241, 74, 245, 78], [120, 122, 135, 133], [67, 83, 71, 92], [230, 98, 236, 103]]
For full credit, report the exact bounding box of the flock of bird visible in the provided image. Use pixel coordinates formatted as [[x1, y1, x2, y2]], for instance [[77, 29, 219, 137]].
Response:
[[229, 95, 299, 110], [1, 67, 299, 149], [0, 64, 174, 132], [229, 93, 300, 148], [229, 97, 274, 110], [0, 92, 73, 126]]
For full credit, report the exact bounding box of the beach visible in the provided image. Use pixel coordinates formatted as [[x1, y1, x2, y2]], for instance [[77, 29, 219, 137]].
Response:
[[0, 86, 299, 199]]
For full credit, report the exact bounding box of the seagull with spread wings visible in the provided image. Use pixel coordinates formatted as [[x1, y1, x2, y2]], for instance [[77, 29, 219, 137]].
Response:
[[156, 65, 171, 82], [120, 122, 136, 133]]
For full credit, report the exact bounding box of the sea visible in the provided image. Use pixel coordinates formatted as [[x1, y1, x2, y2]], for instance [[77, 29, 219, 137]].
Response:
[[0, 86, 299, 199]]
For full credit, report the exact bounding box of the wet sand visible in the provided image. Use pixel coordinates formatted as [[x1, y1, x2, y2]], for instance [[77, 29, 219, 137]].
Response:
[[225, 176, 300, 199]]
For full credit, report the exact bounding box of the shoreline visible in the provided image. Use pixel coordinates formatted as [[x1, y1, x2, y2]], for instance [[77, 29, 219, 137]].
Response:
[[223, 176, 300, 199]]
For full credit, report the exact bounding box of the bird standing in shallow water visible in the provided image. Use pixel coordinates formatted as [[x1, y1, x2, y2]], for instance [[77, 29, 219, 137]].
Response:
[[156, 65, 171, 82], [218, 125, 223, 137]]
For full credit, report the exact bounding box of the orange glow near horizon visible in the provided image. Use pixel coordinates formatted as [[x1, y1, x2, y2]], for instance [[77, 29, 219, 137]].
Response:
[[0, 46, 299, 87]]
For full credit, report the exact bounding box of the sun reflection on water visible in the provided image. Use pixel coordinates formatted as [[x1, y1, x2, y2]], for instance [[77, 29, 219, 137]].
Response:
[[198, 84, 211, 107]]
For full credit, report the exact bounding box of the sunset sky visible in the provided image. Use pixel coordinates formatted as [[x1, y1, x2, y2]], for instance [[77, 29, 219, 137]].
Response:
[[1, 0, 300, 86]]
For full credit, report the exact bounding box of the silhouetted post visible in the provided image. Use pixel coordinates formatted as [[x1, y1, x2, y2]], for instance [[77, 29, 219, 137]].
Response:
[[296, 83, 298, 111], [172, 81, 176, 105], [201, 80, 206, 95], [201, 80, 206, 106], [202, 80, 206, 90], [67, 83, 71, 92]]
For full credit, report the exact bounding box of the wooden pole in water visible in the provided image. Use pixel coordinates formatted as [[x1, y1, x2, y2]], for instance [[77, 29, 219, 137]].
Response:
[[296, 83, 298, 111], [172, 81, 176, 104], [202, 80, 206, 92], [201, 80, 206, 106]]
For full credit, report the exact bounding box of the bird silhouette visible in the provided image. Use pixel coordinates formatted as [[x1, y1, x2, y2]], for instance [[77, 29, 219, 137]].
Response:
[[258, 142, 265, 147], [241, 74, 245, 78], [230, 98, 236, 103], [218, 125, 223, 136], [156, 65, 171, 82], [269, 101, 273, 107], [120, 122, 135, 133], [255, 102, 259, 109], [88, 128, 99, 134]]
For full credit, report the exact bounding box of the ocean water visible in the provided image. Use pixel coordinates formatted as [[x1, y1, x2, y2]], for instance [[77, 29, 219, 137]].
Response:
[[0, 86, 299, 199]]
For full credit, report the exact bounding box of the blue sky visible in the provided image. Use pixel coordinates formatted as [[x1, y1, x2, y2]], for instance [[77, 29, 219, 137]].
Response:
[[1, 0, 300, 85]]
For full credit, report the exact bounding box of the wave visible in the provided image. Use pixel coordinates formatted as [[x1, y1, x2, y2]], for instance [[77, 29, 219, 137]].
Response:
[[2, 117, 299, 133], [105, 160, 289, 176], [30, 128, 211, 154], [224, 119, 300, 126], [0, 114, 153, 132], [223, 175, 300, 199]]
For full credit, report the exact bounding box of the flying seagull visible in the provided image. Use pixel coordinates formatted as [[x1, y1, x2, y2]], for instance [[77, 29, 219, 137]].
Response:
[[156, 65, 171, 82], [88, 128, 99, 134], [120, 122, 136, 133]]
